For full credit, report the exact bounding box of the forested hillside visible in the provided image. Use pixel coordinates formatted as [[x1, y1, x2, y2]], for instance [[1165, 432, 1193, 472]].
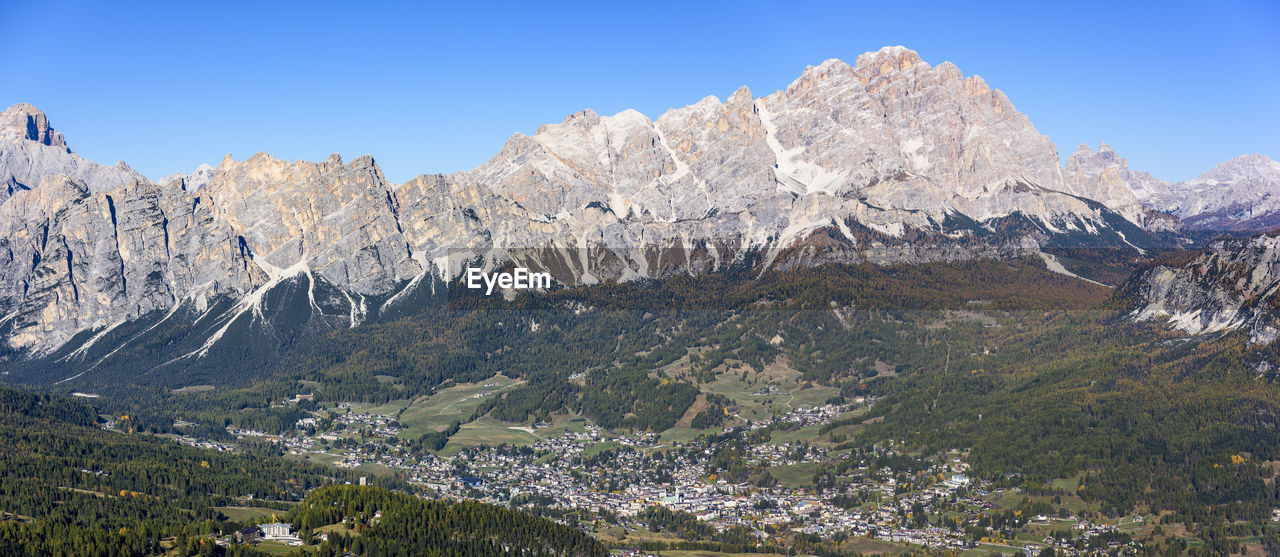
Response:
[[0, 387, 614, 556], [43, 257, 1111, 434], [284, 485, 607, 556], [0, 387, 368, 556]]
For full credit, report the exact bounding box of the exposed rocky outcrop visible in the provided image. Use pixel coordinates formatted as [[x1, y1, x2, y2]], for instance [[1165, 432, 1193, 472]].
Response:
[[1062, 143, 1180, 232], [1, 103, 149, 205], [158, 163, 215, 192], [1154, 154, 1280, 232], [1122, 232, 1280, 344], [1062, 141, 1280, 234], [1, 103, 67, 150], [0, 173, 262, 353]]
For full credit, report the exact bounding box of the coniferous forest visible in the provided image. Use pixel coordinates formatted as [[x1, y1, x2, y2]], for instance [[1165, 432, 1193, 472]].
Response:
[[0, 387, 599, 556]]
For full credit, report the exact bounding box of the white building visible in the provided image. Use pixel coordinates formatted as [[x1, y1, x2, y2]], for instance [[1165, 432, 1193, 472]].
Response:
[[261, 523, 292, 539]]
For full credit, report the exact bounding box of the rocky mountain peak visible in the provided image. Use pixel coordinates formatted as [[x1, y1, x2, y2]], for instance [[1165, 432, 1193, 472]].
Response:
[[726, 85, 754, 105], [800, 58, 855, 82], [1198, 153, 1279, 183], [1060, 143, 1179, 231], [853, 46, 925, 77], [0, 104, 147, 203], [757, 47, 1078, 222], [1, 103, 69, 152], [1156, 153, 1280, 231], [565, 109, 602, 127], [158, 163, 216, 191], [1065, 143, 1096, 164], [794, 48, 935, 98], [1064, 143, 1129, 180]]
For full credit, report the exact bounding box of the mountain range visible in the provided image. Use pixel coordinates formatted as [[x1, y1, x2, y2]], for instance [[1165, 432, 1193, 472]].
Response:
[[1, 46, 1276, 368], [1064, 142, 1280, 232]]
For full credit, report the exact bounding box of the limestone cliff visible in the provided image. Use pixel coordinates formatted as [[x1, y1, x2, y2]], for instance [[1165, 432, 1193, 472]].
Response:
[[0, 48, 1203, 359], [1122, 232, 1280, 345]]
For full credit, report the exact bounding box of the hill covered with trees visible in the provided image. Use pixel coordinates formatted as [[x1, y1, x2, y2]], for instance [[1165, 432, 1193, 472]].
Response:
[[283, 485, 607, 556]]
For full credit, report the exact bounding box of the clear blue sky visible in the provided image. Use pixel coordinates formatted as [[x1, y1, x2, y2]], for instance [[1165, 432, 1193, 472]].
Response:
[[2, 1, 1276, 183]]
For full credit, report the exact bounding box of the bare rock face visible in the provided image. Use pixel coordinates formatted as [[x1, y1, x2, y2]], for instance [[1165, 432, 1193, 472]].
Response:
[[454, 46, 1140, 269], [758, 51, 1069, 221], [0, 47, 1185, 358], [0, 174, 261, 352], [158, 163, 215, 192], [469, 47, 1109, 228], [201, 153, 422, 293], [463, 85, 783, 225], [0, 151, 434, 353], [1062, 143, 1180, 231], [1155, 154, 1280, 232], [1064, 141, 1280, 234], [1, 103, 67, 149], [1, 103, 149, 204], [1124, 232, 1280, 344]]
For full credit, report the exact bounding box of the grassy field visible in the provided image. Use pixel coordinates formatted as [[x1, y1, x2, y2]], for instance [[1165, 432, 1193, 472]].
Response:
[[438, 417, 543, 456], [785, 385, 842, 409], [396, 375, 521, 438], [581, 441, 621, 458], [251, 540, 299, 555], [768, 461, 822, 488], [214, 506, 286, 522], [345, 399, 412, 417], [990, 489, 1025, 509], [763, 411, 867, 446], [987, 489, 1094, 516], [696, 357, 840, 423], [1050, 473, 1084, 493], [315, 522, 360, 537], [560, 417, 590, 434], [700, 372, 785, 422], [287, 451, 342, 467], [658, 426, 706, 446], [356, 462, 392, 475]]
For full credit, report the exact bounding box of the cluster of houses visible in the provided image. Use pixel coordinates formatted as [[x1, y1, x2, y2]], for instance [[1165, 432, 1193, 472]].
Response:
[[174, 435, 237, 452], [354, 425, 991, 550], [331, 410, 403, 437], [769, 398, 874, 426], [196, 400, 1000, 549], [748, 441, 827, 467], [157, 393, 1141, 554], [765, 403, 847, 428]]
